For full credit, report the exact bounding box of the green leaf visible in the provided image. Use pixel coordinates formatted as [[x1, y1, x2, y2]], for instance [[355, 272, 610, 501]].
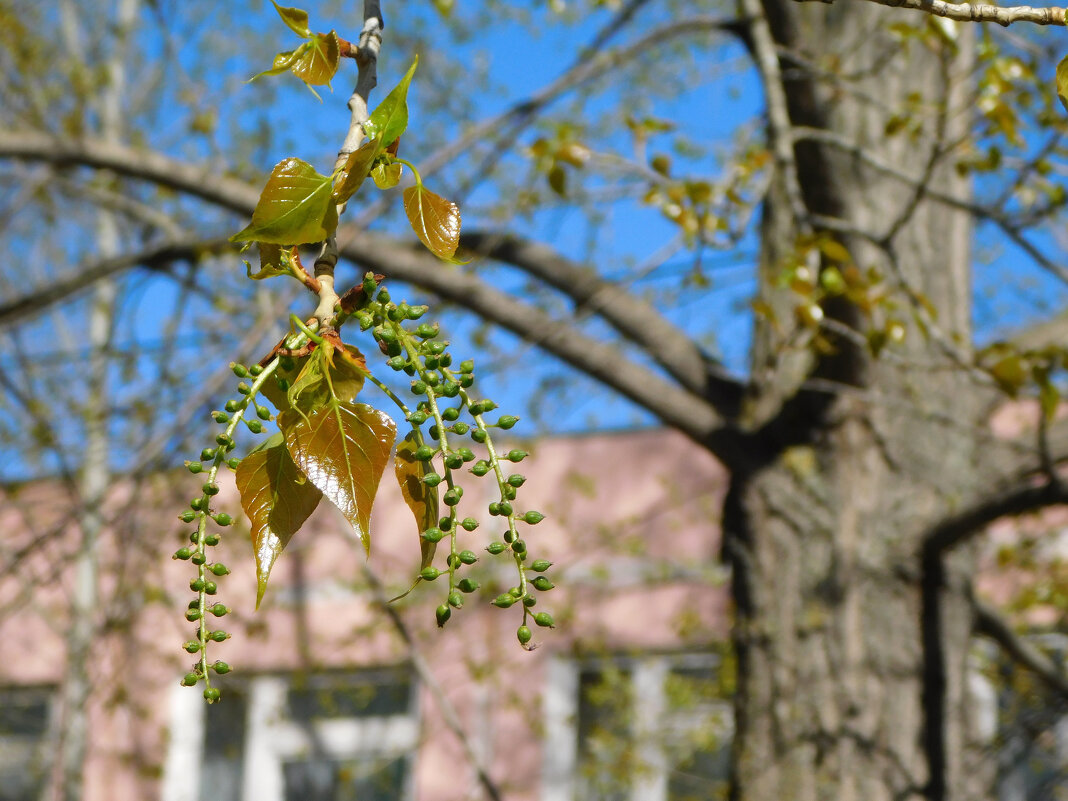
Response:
[[252, 46, 304, 80], [245, 243, 289, 280], [264, 345, 366, 414], [332, 138, 381, 203], [403, 185, 461, 260], [235, 441, 323, 608], [231, 158, 338, 246], [280, 401, 396, 553], [371, 161, 402, 189], [1058, 55, 1068, 114], [365, 57, 418, 147], [290, 31, 340, 89], [271, 1, 312, 38], [395, 432, 440, 567]]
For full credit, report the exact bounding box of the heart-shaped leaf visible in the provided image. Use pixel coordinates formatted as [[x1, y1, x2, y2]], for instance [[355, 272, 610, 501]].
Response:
[[280, 401, 396, 553], [235, 440, 323, 607], [332, 138, 381, 203], [231, 158, 338, 246], [291, 31, 340, 89], [395, 432, 440, 567], [271, 1, 312, 38], [403, 184, 461, 260], [365, 57, 418, 147], [371, 161, 402, 190]]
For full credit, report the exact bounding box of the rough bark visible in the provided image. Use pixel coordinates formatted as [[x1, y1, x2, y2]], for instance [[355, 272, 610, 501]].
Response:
[[726, 5, 990, 800]]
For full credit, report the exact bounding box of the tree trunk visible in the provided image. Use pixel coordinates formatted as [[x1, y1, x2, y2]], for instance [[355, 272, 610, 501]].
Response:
[[727, 5, 987, 800]]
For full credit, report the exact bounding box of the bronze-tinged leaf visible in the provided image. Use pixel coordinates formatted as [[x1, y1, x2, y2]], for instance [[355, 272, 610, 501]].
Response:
[[235, 441, 323, 607], [231, 157, 338, 246], [395, 432, 440, 568], [271, 1, 312, 38], [403, 185, 461, 260], [290, 31, 340, 88], [263, 346, 366, 414], [252, 46, 303, 80], [280, 401, 396, 553], [332, 139, 380, 203]]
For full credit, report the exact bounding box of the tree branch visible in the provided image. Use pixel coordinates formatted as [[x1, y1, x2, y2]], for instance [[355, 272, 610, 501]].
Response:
[[802, 0, 1067, 26], [459, 231, 744, 415], [0, 236, 233, 328], [972, 595, 1068, 698], [0, 131, 730, 443]]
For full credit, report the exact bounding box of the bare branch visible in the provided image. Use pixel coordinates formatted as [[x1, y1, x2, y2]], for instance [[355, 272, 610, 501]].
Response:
[[0, 237, 233, 328], [0, 132, 728, 442], [973, 595, 1068, 698], [801, 0, 1067, 26]]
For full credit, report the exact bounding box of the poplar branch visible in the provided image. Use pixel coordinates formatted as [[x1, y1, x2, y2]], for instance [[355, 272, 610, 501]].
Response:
[[807, 0, 1067, 26]]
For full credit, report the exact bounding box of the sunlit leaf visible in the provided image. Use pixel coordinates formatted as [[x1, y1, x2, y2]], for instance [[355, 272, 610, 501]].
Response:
[[280, 401, 396, 552], [1057, 54, 1068, 114], [263, 345, 366, 414], [271, 1, 312, 38], [245, 243, 290, 280], [231, 158, 338, 246], [365, 57, 418, 147], [395, 432, 439, 566], [1040, 376, 1060, 422], [403, 184, 461, 260], [332, 139, 380, 203], [290, 31, 340, 89], [990, 354, 1027, 396], [235, 441, 323, 607], [371, 161, 402, 189], [251, 46, 304, 81]]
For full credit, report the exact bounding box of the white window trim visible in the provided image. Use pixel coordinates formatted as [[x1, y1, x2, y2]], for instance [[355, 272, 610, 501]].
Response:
[[163, 672, 419, 801], [541, 652, 730, 801]]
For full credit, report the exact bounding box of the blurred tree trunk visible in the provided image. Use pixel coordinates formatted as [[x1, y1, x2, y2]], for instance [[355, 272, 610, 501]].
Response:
[[728, 5, 986, 800], [49, 1, 139, 799]]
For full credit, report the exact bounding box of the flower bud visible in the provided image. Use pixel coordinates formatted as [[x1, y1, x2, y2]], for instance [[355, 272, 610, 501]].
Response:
[[213, 411, 230, 424], [471, 461, 490, 477], [227, 457, 242, 469], [458, 578, 480, 593], [498, 501, 513, 516], [451, 421, 469, 435], [210, 563, 230, 576], [203, 482, 220, 496], [497, 416, 519, 430], [407, 410, 428, 425], [211, 661, 231, 675], [191, 552, 206, 566], [204, 581, 218, 595], [201, 448, 216, 461], [492, 594, 516, 608], [530, 559, 552, 572], [511, 539, 526, 554], [523, 511, 545, 525], [517, 625, 532, 645], [182, 673, 200, 687], [534, 612, 555, 628], [184, 641, 201, 653], [448, 591, 464, 608], [190, 578, 206, 592], [173, 547, 193, 561], [507, 474, 526, 488], [422, 527, 445, 543], [458, 550, 478, 565], [471, 428, 487, 443], [256, 405, 272, 421], [436, 604, 451, 627], [459, 359, 475, 373], [415, 445, 435, 461], [203, 687, 221, 703], [422, 473, 442, 487], [532, 577, 555, 591], [444, 453, 464, 470], [506, 450, 528, 462], [487, 542, 507, 555], [186, 461, 204, 474], [420, 567, 441, 581], [210, 604, 230, 617], [179, 510, 197, 523], [213, 513, 233, 527], [231, 363, 249, 378], [185, 608, 201, 621], [461, 518, 479, 531], [442, 407, 460, 422], [224, 399, 241, 413], [246, 419, 264, 434], [208, 630, 229, 642]]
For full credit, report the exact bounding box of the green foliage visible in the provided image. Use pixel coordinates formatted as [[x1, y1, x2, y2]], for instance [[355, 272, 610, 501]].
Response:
[[176, 6, 554, 702]]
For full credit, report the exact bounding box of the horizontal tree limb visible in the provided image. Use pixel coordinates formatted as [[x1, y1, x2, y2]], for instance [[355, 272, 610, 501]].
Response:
[[973, 595, 1068, 698], [798, 0, 1066, 26]]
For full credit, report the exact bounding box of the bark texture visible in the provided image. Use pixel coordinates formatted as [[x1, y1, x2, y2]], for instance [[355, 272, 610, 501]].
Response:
[[726, 5, 989, 800]]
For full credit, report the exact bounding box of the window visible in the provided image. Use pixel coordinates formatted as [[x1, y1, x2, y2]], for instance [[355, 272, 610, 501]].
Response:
[[542, 653, 731, 801], [0, 687, 53, 801], [163, 668, 418, 801]]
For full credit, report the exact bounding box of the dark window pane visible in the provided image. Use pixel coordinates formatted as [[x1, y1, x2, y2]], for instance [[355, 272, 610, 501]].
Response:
[[0, 689, 51, 801], [288, 670, 413, 721], [199, 687, 247, 801], [576, 667, 634, 801], [283, 756, 408, 801], [664, 664, 731, 801]]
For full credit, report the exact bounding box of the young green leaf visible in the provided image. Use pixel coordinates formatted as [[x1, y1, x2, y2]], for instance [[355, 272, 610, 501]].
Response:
[[403, 185, 461, 260], [231, 158, 338, 246], [332, 139, 381, 203], [364, 57, 418, 147], [290, 31, 340, 90], [235, 441, 323, 607], [245, 243, 289, 280], [280, 402, 396, 553], [252, 46, 305, 81], [395, 432, 440, 567], [262, 345, 366, 414], [271, 1, 312, 38], [371, 161, 402, 190]]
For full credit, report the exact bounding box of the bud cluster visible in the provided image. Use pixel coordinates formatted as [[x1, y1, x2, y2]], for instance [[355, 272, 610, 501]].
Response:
[[356, 274, 556, 646], [174, 360, 274, 701]]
